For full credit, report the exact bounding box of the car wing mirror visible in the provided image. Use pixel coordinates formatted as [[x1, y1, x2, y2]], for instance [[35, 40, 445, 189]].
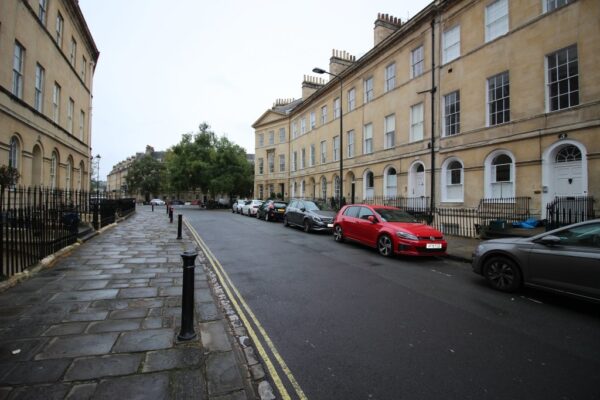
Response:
[[300, 208, 306, 212], [367, 215, 377, 224], [538, 235, 561, 246]]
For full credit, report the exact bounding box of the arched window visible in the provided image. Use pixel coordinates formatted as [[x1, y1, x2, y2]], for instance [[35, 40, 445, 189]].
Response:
[[442, 158, 464, 202], [334, 175, 340, 201], [66, 158, 73, 190], [291, 181, 296, 198], [555, 145, 581, 162], [485, 150, 515, 199], [78, 161, 84, 190], [321, 177, 327, 200], [363, 171, 374, 200], [9, 136, 20, 172], [384, 167, 397, 198], [50, 151, 58, 189], [301, 180, 305, 198], [408, 162, 426, 198]]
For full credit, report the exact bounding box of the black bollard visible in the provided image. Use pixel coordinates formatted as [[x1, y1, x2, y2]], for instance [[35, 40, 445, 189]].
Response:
[[177, 214, 182, 240], [169, 207, 173, 223], [178, 251, 198, 341], [152, 204, 154, 212], [166, 203, 169, 215]]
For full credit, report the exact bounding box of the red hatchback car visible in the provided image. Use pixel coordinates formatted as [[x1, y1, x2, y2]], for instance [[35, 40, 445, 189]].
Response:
[[333, 204, 447, 257]]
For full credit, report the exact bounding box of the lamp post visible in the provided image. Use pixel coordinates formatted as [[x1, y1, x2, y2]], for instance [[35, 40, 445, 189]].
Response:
[[95, 154, 101, 192], [313, 67, 343, 208]]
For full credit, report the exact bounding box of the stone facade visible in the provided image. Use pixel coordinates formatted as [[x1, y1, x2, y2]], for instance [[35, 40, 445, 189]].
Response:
[[253, 0, 600, 217], [0, 0, 98, 189]]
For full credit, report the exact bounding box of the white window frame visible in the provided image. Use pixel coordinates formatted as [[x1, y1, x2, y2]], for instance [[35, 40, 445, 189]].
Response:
[[79, 110, 85, 141], [384, 114, 395, 149], [320, 141, 327, 164], [543, 0, 571, 13], [384, 63, 396, 92], [487, 71, 510, 126], [441, 158, 464, 202], [70, 37, 77, 67], [279, 127, 285, 143], [410, 103, 424, 142], [411, 45, 424, 78], [50, 151, 58, 189], [364, 77, 374, 103], [442, 25, 460, 64], [321, 105, 328, 124], [347, 88, 356, 112], [38, 0, 48, 25], [546, 45, 579, 112], [13, 42, 25, 99], [66, 158, 73, 189], [363, 123, 373, 154], [34, 63, 45, 112], [56, 13, 64, 46], [363, 170, 375, 200], [347, 130, 355, 158], [334, 97, 341, 119], [279, 154, 285, 172], [268, 130, 274, 145], [310, 144, 315, 167], [258, 158, 264, 174], [333, 136, 340, 162], [321, 177, 327, 200], [300, 117, 306, 135], [67, 98, 74, 134], [268, 152, 275, 173], [310, 111, 316, 129], [292, 121, 298, 139], [443, 91, 460, 137], [9, 136, 20, 173], [301, 148, 306, 169], [292, 151, 297, 171], [484, 150, 515, 199], [485, 0, 509, 43], [52, 83, 61, 123], [258, 132, 264, 147], [384, 166, 398, 198]]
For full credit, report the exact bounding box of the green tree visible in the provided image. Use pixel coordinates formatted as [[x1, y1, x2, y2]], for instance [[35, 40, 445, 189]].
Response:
[[165, 123, 253, 200], [126, 155, 164, 202]]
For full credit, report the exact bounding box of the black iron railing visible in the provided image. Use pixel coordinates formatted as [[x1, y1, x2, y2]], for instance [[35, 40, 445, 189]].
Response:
[[1, 186, 135, 279], [546, 196, 595, 230]]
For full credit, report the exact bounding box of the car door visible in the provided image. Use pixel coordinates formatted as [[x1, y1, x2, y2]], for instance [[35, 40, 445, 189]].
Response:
[[526, 222, 600, 299], [355, 206, 379, 246], [287, 201, 298, 225]]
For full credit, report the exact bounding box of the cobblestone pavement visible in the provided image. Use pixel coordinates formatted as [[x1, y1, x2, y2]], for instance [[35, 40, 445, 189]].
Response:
[[0, 206, 256, 400]]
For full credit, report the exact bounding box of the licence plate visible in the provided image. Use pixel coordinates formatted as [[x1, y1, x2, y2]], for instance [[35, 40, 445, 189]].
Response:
[[278, 209, 285, 212], [327, 223, 333, 228], [426, 243, 442, 249]]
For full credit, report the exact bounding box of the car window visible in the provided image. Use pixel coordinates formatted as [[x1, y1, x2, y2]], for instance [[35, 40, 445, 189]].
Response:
[[274, 202, 287, 208], [304, 201, 320, 211], [375, 208, 418, 223], [343, 206, 360, 218], [358, 207, 374, 220], [554, 223, 600, 248]]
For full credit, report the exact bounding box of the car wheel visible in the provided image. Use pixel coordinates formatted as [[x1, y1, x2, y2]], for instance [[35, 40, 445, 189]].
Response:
[[483, 256, 522, 292], [303, 220, 311, 233], [333, 225, 344, 242], [256, 212, 260, 219], [283, 216, 289, 227], [265, 213, 269, 222], [377, 234, 393, 257]]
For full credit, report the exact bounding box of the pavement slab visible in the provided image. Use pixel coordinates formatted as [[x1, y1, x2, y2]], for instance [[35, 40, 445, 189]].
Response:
[[141, 347, 204, 373], [64, 354, 143, 381], [112, 328, 174, 353], [206, 351, 245, 396], [2, 359, 71, 385], [35, 333, 119, 360], [92, 372, 170, 400]]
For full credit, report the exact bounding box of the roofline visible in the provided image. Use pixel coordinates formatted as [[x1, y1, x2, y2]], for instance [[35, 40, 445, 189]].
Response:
[[66, 0, 100, 64]]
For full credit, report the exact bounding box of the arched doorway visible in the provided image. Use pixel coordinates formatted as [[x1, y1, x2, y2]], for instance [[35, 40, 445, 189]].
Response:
[[31, 145, 43, 186], [408, 162, 425, 198]]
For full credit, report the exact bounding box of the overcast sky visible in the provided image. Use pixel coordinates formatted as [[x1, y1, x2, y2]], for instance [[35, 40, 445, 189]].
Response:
[[78, 0, 432, 180]]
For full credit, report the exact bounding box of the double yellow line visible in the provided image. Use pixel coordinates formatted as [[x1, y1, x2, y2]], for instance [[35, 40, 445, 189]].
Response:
[[185, 219, 308, 400]]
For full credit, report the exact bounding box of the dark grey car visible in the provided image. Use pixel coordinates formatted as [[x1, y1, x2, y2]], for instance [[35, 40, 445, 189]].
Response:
[[472, 219, 600, 301], [284, 199, 336, 233]]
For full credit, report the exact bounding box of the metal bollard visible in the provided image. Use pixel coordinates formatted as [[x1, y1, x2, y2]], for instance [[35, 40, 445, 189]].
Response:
[[177, 214, 182, 240], [169, 207, 173, 223], [178, 251, 198, 341], [166, 203, 169, 215], [152, 204, 154, 212]]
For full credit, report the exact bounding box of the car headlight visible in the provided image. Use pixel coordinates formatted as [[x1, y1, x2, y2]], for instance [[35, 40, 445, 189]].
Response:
[[396, 231, 418, 241], [313, 216, 322, 222], [473, 244, 484, 256]]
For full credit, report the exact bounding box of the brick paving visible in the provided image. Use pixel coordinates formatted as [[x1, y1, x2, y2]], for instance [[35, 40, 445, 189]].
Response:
[[0, 206, 255, 400]]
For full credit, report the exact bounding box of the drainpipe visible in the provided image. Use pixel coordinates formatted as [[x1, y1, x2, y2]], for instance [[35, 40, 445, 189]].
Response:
[[430, 17, 437, 212]]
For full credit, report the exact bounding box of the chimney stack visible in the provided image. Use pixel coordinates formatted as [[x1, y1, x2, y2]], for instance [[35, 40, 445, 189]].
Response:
[[329, 49, 356, 77], [302, 75, 326, 99], [374, 13, 402, 46]]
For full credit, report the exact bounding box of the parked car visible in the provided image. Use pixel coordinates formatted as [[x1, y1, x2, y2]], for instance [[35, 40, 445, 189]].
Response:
[[284, 199, 336, 232], [235, 200, 250, 214], [170, 199, 184, 205], [150, 198, 165, 206], [232, 200, 242, 213], [257, 200, 288, 221], [242, 199, 263, 216], [472, 219, 600, 301], [332, 204, 447, 257]]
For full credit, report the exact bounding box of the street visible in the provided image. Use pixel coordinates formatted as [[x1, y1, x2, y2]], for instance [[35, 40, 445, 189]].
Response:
[[180, 207, 600, 400]]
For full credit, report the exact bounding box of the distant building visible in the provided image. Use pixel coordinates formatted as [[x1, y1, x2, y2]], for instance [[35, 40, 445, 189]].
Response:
[[253, 0, 600, 218], [0, 0, 99, 189], [107, 145, 165, 195]]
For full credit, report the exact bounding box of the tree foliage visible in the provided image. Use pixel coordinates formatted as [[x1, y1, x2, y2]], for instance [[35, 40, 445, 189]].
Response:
[[125, 155, 165, 201], [165, 123, 253, 199]]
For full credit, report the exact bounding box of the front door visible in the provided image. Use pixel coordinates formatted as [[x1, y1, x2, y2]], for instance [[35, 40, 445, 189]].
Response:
[[553, 161, 583, 197]]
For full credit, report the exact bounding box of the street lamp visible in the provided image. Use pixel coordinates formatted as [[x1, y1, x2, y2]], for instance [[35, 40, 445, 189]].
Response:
[[312, 67, 343, 208], [95, 154, 101, 192]]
